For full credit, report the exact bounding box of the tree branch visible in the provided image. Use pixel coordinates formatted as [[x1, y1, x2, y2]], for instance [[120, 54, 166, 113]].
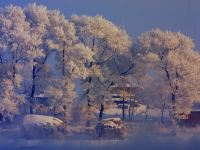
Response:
[[0, 54, 3, 64], [120, 62, 135, 76], [36, 50, 55, 73]]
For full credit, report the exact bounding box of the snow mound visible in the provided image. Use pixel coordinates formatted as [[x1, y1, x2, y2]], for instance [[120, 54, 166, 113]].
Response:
[[100, 118, 122, 129], [23, 115, 63, 127], [22, 115, 63, 138], [95, 118, 126, 139]]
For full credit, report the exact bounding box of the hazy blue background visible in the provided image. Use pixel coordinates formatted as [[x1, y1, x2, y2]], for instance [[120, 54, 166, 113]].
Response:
[[0, 0, 200, 48]]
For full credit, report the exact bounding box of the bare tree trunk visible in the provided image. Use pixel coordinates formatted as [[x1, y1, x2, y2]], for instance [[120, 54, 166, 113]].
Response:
[[171, 93, 176, 112], [163, 64, 176, 119], [12, 52, 17, 82], [99, 104, 104, 121], [128, 105, 131, 121], [122, 97, 125, 120], [84, 72, 93, 127], [86, 95, 92, 127], [161, 102, 165, 124], [30, 64, 36, 114], [62, 49, 65, 76], [145, 105, 148, 120], [0, 54, 3, 64]]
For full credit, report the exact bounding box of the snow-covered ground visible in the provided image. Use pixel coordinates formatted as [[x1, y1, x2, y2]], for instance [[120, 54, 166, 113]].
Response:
[[0, 109, 199, 150], [1, 122, 200, 150]]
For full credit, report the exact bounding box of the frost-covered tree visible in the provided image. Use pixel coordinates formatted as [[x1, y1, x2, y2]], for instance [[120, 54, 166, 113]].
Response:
[[0, 4, 96, 121], [46, 43, 94, 124], [0, 4, 74, 114], [23, 4, 48, 94], [46, 10, 76, 76], [0, 79, 25, 122], [135, 73, 171, 123], [71, 15, 132, 124], [43, 11, 95, 124], [0, 4, 49, 114], [0, 5, 29, 85], [136, 29, 200, 118], [0, 5, 30, 117]]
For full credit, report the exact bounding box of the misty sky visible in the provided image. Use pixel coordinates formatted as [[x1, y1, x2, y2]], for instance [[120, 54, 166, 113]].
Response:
[[1, 0, 200, 49]]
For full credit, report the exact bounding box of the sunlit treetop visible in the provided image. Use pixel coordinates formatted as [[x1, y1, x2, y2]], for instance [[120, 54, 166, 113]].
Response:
[[137, 28, 194, 56], [71, 15, 132, 54]]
